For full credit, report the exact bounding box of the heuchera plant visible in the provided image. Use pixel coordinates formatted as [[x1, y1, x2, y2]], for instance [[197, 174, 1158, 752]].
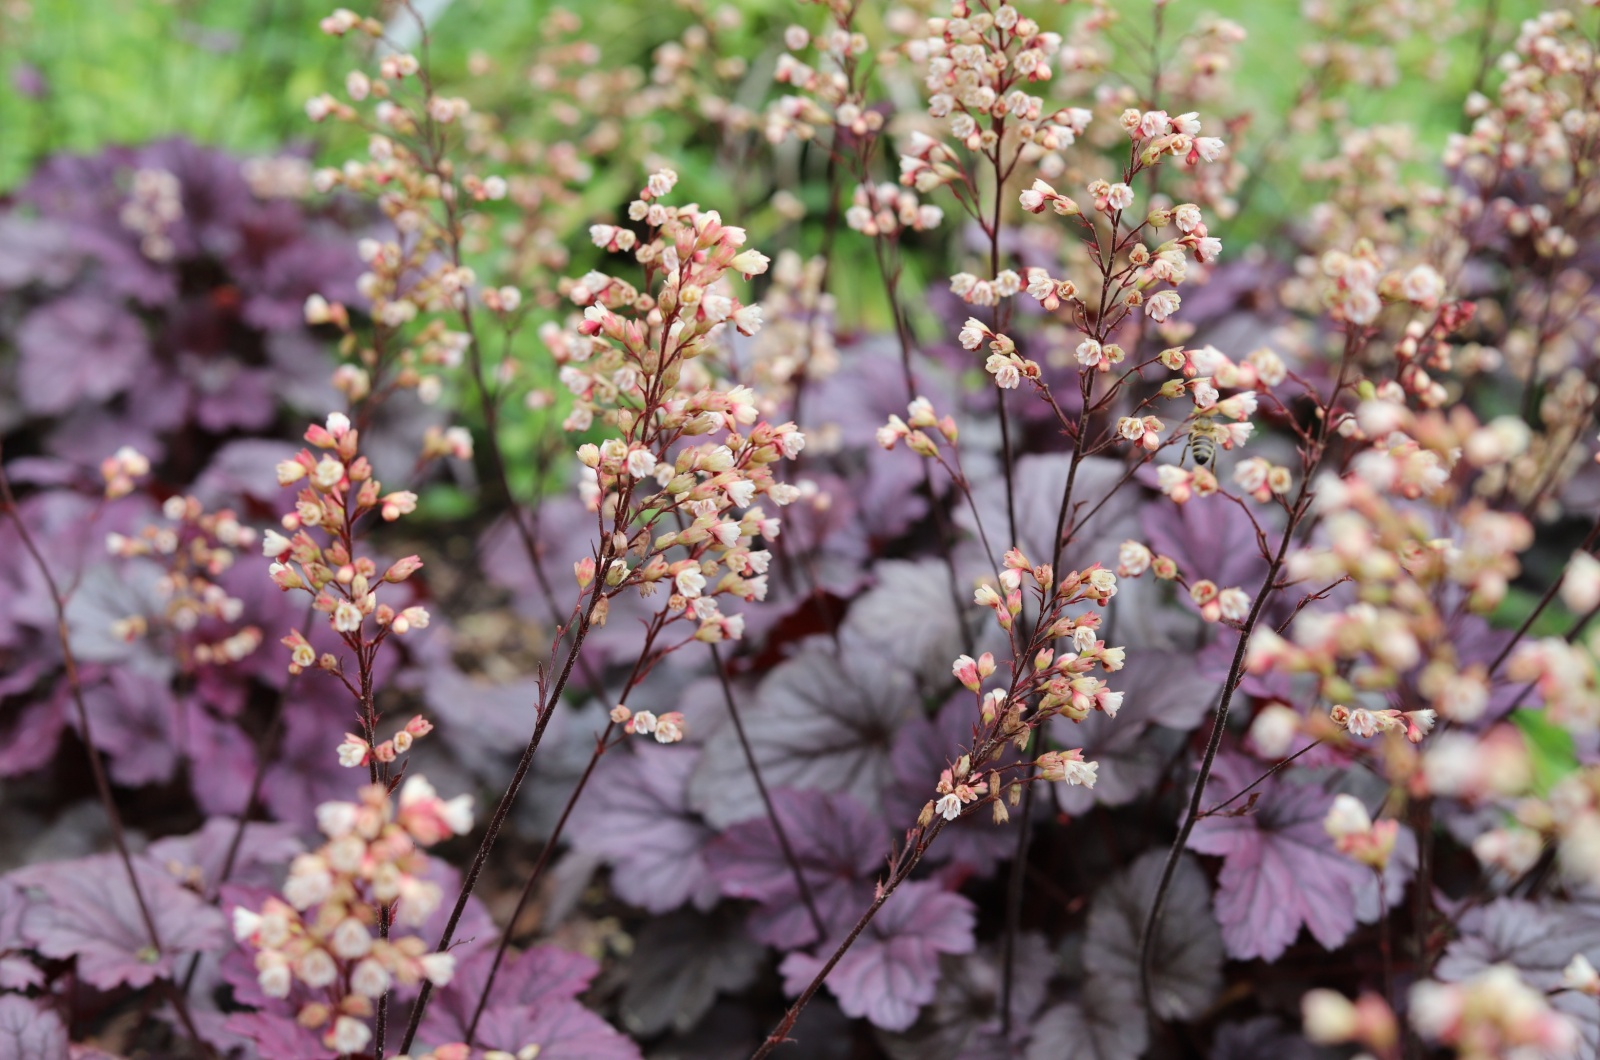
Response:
[[3, 0, 1600, 1058]]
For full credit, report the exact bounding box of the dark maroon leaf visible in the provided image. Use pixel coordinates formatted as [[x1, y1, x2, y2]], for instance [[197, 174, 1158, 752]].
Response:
[[1085, 850, 1222, 1021], [690, 636, 919, 829], [619, 907, 766, 1036]]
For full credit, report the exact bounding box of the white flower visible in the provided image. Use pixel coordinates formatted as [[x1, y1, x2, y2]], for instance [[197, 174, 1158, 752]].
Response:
[[1217, 588, 1250, 622], [316, 800, 359, 837], [1061, 758, 1098, 787], [261, 529, 292, 557], [295, 947, 338, 989], [332, 600, 363, 633], [1561, 551, 1600, 615], [626, 447, 658, 479], [335, 736, 367, 769], [986, 353, 1021, 389], [351, 958, 392, 998], [958, 317, 987, 350], [232, 907, 261, 942], [1146, 290, 1181, 323], [1563, 954, 1600, 995], [675, 568, 707, 599], [257, 955, 291, 998], [936, 793, 963, 820], [419, 952, 456, 987], [1323, 793, 1372, 839], [327, 1016, 372, 1055], [330, 918, 372, 959], [1117, 540, 1152, 577]]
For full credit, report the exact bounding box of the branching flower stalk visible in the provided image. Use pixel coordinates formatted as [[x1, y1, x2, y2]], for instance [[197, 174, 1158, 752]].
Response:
[[398, 167, 806, 1049], [754, 549, 1120, 1055]]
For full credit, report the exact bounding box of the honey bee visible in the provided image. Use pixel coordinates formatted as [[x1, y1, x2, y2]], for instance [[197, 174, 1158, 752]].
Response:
[[1183, 413, 1227, 470]]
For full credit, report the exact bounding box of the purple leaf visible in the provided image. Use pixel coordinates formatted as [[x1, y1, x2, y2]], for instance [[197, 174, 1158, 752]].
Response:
[[1186, 754, 1386, 961], [80, 669, 180, 787], [471, 999, 642, 1060], [779, 880, 976, 1031], [618, 907, 766, 1036], [567, 744, 721, 914], [0, 994, 68, 1060], [1437, 899, 1600, 1052], [0, 695, 66, 778], [16, 296, 148, 415], [262, 690, 364, 827], [146, 818, 302, 894], [11, 852, 226, 990], [418, 943, 599, 1046], [690, 636, 919, 829], [958, 454, 1141, 578], [842, 561, 966, 692], [0, 215, 81, 290], [1084, 850, 1222, 1021], [706, 788, 884, 948], [1048, 648, 1221, 815], [183, 709, 258, 816], [1142, 488, 1273, 597], [222, 1012, 335, 1060]]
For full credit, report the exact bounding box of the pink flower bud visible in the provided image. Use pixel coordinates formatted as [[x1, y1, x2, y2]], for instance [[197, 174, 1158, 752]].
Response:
[[384, 555, 424, 583]]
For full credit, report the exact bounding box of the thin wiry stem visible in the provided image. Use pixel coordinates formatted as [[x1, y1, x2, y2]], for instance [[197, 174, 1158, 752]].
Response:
[[0, 458, 213, 1057], [397, 559, 610, 1054], [709, 642, 828, 942]]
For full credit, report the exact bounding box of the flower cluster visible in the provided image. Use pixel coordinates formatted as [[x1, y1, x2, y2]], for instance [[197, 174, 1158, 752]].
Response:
[[103, 477, 264, 668], [233, 775, 471, 1054], [267, 413, 431, 662]]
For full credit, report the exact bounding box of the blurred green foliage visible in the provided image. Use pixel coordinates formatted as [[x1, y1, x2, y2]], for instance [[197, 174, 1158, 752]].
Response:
[[0, 0, 1545, 212], [0, 0, 1551, 502]]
